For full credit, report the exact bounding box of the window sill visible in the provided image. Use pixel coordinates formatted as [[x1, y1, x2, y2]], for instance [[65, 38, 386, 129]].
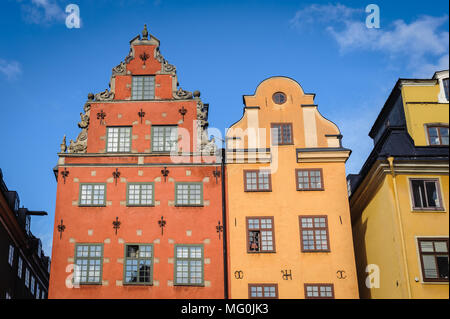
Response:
[[247, 251, 276, 254], [296, 189, 325, 191], [411, 208, 446, 213], [175, 204, 204, 207], [244, 190, 272, 193], [126, 205, 155, 207], [173, 283, 205, 287], [78, 205, 107, 207], [301, 250, 331, 253], [123, 283, 153, 286]]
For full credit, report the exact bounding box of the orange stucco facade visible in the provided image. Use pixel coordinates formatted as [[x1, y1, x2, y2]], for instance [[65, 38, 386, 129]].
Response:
[[225, 77, 359, 299], [48, 27, 225, 299]]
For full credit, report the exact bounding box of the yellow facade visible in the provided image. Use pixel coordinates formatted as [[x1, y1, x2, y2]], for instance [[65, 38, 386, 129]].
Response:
[[350, 70, 449, 299], [225, 77, 359, 299]]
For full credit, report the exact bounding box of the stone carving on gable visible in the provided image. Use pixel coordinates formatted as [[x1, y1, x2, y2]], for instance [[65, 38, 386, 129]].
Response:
[[94, 89, 115, 101], [195, 98, 217, 154], [112, 61, 126, 76], [64, 94, 93, 154], [155, 47, 177, 75], [173, 87, 193, 100]]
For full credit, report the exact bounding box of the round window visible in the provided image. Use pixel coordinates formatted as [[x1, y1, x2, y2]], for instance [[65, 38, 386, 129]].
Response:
[[272, 92, 287, 104]]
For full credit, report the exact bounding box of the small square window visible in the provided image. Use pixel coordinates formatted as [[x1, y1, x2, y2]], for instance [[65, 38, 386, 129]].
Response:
[[305, 284, 334, 299], [175, 183, 203, 206], [249, 284, 278, 299], [271, 123, 293, 145], [132, 76, 155, 100], [427, 126, 449, 146], [418, 238, 449, 282], [174, 245, 204, 286], [296, 169, 324, 191], [127, 183, 154, 206], [410, 179, 443, 211], [244, 170, 272, 191], [107, 127, 132, 152], [124, 244, 153, 285], [74, 244, 103, 284], [79, 184, 106, 206], [246, 217, 275, 253], [152, 126, 178, 152], [299, 216, 330, 252]]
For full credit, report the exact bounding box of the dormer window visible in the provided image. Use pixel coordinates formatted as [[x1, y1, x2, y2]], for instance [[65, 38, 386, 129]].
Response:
[[132, 76, 155, 100], [427, 125, 449, 146], [443, 78, 449, 101]]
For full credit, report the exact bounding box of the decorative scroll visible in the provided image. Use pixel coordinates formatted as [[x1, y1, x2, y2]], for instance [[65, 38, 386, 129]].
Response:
[[94, 89, 115, 101], [173, 87, 193, 100]]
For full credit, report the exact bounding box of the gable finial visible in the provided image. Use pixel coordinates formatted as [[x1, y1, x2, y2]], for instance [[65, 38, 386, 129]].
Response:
[[142, 24, 148, 40]]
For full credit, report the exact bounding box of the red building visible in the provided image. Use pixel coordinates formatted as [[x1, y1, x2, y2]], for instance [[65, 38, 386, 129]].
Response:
[[48, 25, 226, 299]]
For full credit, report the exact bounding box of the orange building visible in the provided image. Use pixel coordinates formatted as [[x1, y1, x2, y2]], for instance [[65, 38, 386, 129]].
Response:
[[225, 77, 359, 299], [48, 26, 225, 299]]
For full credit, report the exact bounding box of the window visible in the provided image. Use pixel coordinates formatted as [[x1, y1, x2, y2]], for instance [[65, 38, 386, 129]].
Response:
[[18, 256, 23, 278], [418, 238, 449, 282], [152, 126, 178, 152], [272, 92, 287, 105], [244, 170, 272, 191], [124, 244, 153, 285], [443, 78, 449, 101], [299, 216, 330, 252], [5, 291, 11, 299], [249, 284, 278, 299], [41, 290, 46, 299], [296, 169, 324, 191], [127, 183, 154, 206], [305, 284, 334, 299], [8, 245, 14, 266], [246, 217, 275, 253], [30, 276, 35, 295], [25, 268, 30, 288], [35, 284, 40, 300], [131, 76, 155, 100], [427, 126, 449, 146], [175, 183, 203, 206], [410, 179, 443, 210], [107, 127, 132, 152], [74, 244, 103, 284], [79, 184, 106, 206], [174, 245, 204, 286], [271, 123, 293, 145]]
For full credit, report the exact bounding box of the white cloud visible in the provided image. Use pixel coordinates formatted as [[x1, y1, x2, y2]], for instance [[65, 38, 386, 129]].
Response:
[[20, 0, 66, 25], [290, 3, 362, 29], [291, 4, 449, 78], [0, 58, 22, 80]]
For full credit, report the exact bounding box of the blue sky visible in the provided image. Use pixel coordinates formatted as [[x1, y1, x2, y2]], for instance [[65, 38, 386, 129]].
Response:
[[0, 0, 449, 257]]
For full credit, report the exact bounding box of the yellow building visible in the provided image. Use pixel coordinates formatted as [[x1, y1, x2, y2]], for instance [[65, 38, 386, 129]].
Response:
[[348, 70, 449, 299], [225, 76, 359, 299]]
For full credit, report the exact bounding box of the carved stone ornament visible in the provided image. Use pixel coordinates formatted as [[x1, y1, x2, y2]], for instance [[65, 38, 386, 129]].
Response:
[[94, 89, 115, 101], [68, 128, 88, 153], [112, 61, 126, 76], [155, 47, 177, 75], [60, 135, 67, 153], [173, 87, 193, 100]]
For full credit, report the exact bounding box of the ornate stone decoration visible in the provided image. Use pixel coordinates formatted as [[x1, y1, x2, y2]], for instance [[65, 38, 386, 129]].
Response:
[[155, 47, 176, 75], [142, 24, 149, 40], [94, 88, 115, 101], [60, 135, 67, 153], [112, 61, 126, 76], [173, 87, 193, 100], [66, 94, 93, 154]]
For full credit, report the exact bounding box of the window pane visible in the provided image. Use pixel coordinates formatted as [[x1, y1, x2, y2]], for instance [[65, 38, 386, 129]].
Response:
[[436, 255, 449, 279], [411, 180, 426, 208], [422, 255, 438, 278], [425, 181, 439, 207], [440, 127, 449, 145]]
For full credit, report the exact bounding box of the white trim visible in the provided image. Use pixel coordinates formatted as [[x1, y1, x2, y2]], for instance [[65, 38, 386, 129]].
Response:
[[434, 70, 449, 103], [406, 176, 447, 213]]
